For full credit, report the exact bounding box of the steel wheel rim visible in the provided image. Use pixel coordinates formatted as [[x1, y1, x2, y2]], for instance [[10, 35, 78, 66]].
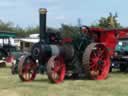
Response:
[[22, 59, 36, 81], [18, 56, 37, 81]]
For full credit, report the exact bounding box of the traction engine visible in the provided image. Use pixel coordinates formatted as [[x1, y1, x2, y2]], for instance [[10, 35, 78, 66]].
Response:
[[18, 8, 128, 83]]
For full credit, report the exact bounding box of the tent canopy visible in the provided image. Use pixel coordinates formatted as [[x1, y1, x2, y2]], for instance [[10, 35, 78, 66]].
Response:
[[0, 32, 16, 38]]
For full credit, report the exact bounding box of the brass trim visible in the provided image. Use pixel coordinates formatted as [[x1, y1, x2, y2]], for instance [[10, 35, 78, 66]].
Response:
[[39, 8, 47, 14]]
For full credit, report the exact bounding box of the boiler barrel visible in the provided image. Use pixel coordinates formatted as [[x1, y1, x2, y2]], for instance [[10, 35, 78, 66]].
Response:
[[31, 44, 74, 61], [40, 44, 64, 58]]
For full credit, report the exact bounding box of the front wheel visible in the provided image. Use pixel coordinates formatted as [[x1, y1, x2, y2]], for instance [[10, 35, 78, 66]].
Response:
[[18, 55, 37, 81], [47, 56, 66, 84]]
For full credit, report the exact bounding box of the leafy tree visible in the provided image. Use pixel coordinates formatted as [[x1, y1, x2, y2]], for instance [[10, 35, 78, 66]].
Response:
[[60, 24, 80, 38], [0, 20, 14, 31], [92, 12, 122, 28], [0, 13, 124, 39]]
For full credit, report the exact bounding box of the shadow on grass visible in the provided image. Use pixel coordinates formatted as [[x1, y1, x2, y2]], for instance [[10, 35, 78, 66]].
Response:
[[110, 71, 121, 74], [110, 69, 128, 74], [17, 78, 52, 88], [0, 66, 11, 69], [17, 78, 50, 84], [33, 78, 49, 83], [65, 75, 89, 81]]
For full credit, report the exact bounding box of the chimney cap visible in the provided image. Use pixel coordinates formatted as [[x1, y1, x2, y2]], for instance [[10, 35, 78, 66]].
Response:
[[39, 8, 47, 14]]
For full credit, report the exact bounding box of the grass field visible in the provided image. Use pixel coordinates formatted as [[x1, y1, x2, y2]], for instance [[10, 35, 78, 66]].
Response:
[[0, 68, 128, 96]]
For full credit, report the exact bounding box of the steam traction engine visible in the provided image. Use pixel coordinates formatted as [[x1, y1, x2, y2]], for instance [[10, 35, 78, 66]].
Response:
[[18, 8, 128, 83]]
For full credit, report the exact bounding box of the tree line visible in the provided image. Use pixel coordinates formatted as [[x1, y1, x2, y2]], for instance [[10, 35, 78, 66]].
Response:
[[0, 13, 123, 38]]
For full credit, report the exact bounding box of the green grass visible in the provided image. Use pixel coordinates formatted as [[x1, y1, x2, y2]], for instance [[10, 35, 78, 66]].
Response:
[[0, 68, 128, 96]]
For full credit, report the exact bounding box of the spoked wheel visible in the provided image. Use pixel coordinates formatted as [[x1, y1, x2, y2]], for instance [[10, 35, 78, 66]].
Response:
[[47, 56, 66, 84], [83, 43, 110, 80], [6, 55, 15, 64], [18, 55, 37, 81]]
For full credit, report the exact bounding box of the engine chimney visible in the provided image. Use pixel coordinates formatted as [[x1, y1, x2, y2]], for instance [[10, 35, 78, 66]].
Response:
[[39, 8, 47, 43]]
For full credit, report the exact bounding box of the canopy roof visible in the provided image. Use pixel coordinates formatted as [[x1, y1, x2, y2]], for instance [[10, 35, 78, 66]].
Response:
[[0, 32, 16, 38]]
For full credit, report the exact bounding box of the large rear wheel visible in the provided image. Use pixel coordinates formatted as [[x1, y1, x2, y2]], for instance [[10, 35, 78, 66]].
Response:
[[18, 55, 37, 81], [47, 56, 66, 84], [82, 43, 110, 80]]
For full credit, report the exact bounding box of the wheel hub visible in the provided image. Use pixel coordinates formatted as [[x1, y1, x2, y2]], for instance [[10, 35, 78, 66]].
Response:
[[98, 60, 104, 65]]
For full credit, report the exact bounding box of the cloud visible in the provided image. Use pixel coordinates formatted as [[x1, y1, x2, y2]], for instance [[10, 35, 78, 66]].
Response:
[[55, 16, 65, 20], [43, 0, 60, 3]]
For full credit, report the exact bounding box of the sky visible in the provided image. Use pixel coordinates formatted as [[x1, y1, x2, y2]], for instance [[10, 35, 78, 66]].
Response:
[[0, 0, 128, 28]]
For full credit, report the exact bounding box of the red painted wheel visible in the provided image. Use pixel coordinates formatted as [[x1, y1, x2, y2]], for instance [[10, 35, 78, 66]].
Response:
[[47, 56, 66, 84], [5, 55, 14, 64], [83, 43, 110, 80], [18, 55, 37, 81]]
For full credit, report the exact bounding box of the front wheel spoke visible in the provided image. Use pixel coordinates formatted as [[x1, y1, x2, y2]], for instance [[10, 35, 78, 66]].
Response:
[[52, 72, 59, 80], [24, 73, 28, 80], [53, 66, 60, 72], [23, 68, 33, 80], [27, 73, 30, 80], [24, 64, 31, 71], [29, 72, 32, 79]]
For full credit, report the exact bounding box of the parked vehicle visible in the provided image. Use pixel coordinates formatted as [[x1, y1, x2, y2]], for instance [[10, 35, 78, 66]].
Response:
[[0, 32, 16, 67], [111, 38, 128, 72]]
